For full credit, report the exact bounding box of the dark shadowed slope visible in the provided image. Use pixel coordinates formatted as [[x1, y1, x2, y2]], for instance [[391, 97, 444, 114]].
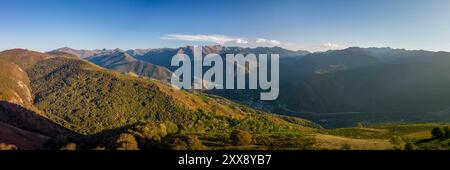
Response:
[[279, 50, 450, 114], [0, 121, 48, 150]]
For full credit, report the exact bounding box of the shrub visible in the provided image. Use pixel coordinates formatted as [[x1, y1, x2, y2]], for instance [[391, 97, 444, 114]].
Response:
[[60, 143, 77, 150], [93, 146, 106, 150], [340, 143, 351, 150], [443, 126, 450, 138], [164, 120, 179, 134], [404, 143, 417, 150], [389, 136, 404, 149], [172, 138, 186, 150], [431, 127, 445, 139], [115, 133, 139, 150], [186, 135, 205, 150], [230, 129, 252, 146], [172, 135, 206, 150], [135, 122, 168, 143]]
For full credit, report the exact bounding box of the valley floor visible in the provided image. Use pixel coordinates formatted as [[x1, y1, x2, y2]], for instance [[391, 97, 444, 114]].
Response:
[[193, 123, 450, 150]]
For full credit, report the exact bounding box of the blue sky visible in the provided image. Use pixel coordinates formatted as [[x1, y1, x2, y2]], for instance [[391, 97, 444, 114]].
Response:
[[1, 0, 449, 52]]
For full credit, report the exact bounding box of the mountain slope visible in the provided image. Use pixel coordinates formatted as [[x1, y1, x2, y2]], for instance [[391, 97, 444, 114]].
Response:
[[0, 55, 72, 149], [85, 52, 172, 81], [52, 47, 98, 58], [279, 50, 450, 114], [280, 47, 381, 84], [0, 58, 33, 107]]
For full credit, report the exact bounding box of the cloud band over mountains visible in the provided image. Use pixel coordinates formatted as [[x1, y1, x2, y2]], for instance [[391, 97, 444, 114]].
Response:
[[161, 34, 343, 52], [160, 34, 248, 45]]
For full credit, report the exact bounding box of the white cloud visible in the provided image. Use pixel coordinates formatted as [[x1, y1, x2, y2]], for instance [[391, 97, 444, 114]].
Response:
[[160, 34, 248, 45], [273, 42, 345, 52], [235, 38, 249, 44], [255, 38, 267, 44], [255, 38, 282, 46], [320, 43, 341, 50]]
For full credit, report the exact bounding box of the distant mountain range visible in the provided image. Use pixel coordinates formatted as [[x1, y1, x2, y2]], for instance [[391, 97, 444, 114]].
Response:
[[52, 46, 310, 82], [53, 47, 173, 81], [132, 46, 310, 71], [52, 46, 450, 117]]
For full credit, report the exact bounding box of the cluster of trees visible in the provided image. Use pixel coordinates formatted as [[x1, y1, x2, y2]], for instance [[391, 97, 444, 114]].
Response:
[[58, 133, 140, 150], [55, 128, 256, 150], [28, 58, 289, 137], [431, 126, 450, 139], [388, 126, 450, 151]]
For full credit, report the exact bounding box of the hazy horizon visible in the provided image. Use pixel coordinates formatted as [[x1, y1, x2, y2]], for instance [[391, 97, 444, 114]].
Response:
[[4, 45, 450, 54]]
